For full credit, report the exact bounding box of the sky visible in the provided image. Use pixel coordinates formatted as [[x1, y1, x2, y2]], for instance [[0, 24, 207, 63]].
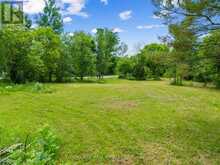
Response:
[[22, 0, 168, 54]]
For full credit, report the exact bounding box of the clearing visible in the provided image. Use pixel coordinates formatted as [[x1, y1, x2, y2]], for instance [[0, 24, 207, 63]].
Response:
[[0, 79, 220, 164]]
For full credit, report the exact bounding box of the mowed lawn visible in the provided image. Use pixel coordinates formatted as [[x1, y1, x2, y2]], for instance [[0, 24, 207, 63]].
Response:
[[0, 79, 220, 164]]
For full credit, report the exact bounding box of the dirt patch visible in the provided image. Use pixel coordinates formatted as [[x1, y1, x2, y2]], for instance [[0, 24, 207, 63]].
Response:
[[111, 156, 134, 165], [140, 143, 220, 165], [103, 98, 139, 110], [141, 143, 180, 165], [190, 153, 220, 165]]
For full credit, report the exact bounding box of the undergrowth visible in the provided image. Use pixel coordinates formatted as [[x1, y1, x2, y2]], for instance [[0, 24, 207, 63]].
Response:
[[0, 126, 60, 165]]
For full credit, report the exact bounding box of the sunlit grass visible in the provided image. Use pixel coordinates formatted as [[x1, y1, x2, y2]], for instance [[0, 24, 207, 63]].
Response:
[[0, 79, 220, 164]]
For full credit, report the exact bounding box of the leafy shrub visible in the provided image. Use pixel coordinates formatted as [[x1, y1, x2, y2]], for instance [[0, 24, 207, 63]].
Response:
[[32, 82, 44, 92], [32, 82, 53, 93], [0, 126, 60, 165], [214, 74, 220, 88], [0, 85, 22, 94], [5, 86, 13, 90], [117, 57, 134, 79]]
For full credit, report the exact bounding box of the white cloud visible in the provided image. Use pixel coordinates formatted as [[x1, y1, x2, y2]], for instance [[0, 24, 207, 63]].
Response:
[[63, 17, 72, 23], [162, 0, 182, 7], [63, 0, 88, 18], [91, 27, 124, 34], [119, 10, 132, 20], [23, 0, 45, 14], [100, 0, 108, 5], [23, 0, 88, 18], [74, 12, 89, 18], [152, 15, 161, 19], [137, 24, 165, 29], [91, 28, 97, 34], [112, 28, 124, 33]]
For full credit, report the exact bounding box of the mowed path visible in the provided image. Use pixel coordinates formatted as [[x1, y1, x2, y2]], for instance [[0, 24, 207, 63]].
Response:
[[0, 79, 220, 164]]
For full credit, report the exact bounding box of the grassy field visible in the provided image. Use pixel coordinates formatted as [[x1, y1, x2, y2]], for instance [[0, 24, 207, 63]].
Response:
[[0, 79, 220, 164]]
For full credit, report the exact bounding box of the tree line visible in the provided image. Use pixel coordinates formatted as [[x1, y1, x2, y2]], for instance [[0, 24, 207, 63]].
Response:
[[151, 0, 220, 87], [0, 0, 220, 88], [0, 26, 124, 83], [117, 0, 220, 87], [117, 31, 220, 88], [0, 0, 126, 83]]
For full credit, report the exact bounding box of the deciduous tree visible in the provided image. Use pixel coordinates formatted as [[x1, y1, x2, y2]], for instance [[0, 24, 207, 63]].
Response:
[[94, 28, 120, 79], [33, 27, 62, 82], [38, 0, 63, 34], [70, 32, 96, 80]]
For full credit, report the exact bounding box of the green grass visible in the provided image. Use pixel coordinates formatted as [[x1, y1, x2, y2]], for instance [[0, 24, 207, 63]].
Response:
[[0, 79, 220, 164]]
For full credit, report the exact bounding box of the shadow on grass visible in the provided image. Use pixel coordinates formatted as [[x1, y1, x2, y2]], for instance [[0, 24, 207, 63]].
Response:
[[170, 81, 220, 91], [119, 77, 163, 82], [72, 79, 107, 84], [0, 78, 108, 94]]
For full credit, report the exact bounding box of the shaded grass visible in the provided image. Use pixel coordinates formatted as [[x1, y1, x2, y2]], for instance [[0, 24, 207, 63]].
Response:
[[0, 79, 220, 164]]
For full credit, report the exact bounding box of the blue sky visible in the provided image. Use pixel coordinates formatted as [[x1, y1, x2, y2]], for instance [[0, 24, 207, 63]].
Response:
[[22, 0, 168, 54]]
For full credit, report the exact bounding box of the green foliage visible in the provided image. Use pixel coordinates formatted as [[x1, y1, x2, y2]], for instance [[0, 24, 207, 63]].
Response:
[[192, 59, 214, 86], [118, 43, 169, 80], [140, 44, 169, 80], [201, 30, 220, 88], [33, 27, 62, 82], [1, 0, 220, 88], [38, 0, 63, 34], [167, 19, 197, 85], [0, 25, 123, 83], [1, 126, 59, 164], [0, 26, 62, 83], [132, 54, 152, 80], [69, 32, 96, 80], [142, 43, 169, 52], [31, 82, 53, 93], [153, 0, 220, 33], [55, 34, 73, 82], [26, 40, 47, 82], [117, 57, 134, 79], [0, 26, 32, 83], [94, 28, 120, 79], [153, 0, 220, 87]]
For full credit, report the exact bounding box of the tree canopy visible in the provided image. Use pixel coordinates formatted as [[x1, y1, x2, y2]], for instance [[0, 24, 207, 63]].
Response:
[[152, 0, 220, 35], [38, 0, 63, 34], [94, 28, 120, 79], [69, 32, 96, 80]]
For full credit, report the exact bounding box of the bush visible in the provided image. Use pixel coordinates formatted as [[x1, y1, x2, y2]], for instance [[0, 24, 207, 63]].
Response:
[[32, 82, 53, 93], [214, 74, 220, 88], [117, 57, 134, 79], [1, 126, 60, 165], [32, 82, 44, 92]]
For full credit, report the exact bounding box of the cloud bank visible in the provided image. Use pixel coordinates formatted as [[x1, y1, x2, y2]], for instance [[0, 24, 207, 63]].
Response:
[[23, 0, 88, 18], [137, 24, 165, 29]]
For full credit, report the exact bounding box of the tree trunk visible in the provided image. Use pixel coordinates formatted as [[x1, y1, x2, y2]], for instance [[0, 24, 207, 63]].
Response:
[[48, 71, 52, 82], [10, 66, 18, 83]]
